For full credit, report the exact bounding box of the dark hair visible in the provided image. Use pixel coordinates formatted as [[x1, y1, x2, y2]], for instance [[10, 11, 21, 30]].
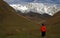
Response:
[[42, 23, 45, 26]]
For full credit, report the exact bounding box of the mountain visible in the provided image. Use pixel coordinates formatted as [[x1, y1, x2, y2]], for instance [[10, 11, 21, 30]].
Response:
[[10, 3, 60, 16], [0, 0, 60, 38], [9, 3, 60, 23], [0, 0, 36, 36], [46, 11, 60, 25], [18, 11, 52, 22]]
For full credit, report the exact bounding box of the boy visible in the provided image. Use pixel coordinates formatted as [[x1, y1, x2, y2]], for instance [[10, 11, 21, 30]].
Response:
[[41, 24, 46, 38]]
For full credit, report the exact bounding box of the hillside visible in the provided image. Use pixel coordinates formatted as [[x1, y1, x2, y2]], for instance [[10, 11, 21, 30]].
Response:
[[0, 0, 37, 38], [46, 11, 60, 25], [45, 11, 60, 38]]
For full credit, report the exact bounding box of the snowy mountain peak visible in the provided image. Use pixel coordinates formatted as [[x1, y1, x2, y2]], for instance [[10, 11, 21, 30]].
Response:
[[10, 3, 60, 16]]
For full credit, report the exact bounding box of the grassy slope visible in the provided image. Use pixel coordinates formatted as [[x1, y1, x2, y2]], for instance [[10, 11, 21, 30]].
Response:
[[0, 0, 37, 38], [46, 12, 60, 25], [46, 11, 60, 38]]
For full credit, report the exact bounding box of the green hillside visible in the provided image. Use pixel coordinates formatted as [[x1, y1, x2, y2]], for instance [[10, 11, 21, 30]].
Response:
[[45, 11, 60, 38], [0, 0, 37, 38]]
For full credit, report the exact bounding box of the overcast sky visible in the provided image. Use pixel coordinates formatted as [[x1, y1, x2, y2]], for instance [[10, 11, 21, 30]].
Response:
[[4, 0, 60, 4]]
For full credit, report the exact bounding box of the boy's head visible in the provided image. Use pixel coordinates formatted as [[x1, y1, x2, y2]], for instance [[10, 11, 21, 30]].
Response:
[[42, 23, 45, 26]]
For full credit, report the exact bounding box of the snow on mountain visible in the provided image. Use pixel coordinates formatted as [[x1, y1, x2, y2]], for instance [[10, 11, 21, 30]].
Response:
[[10, 3, 60, 16], [10, 4, 29, 13]]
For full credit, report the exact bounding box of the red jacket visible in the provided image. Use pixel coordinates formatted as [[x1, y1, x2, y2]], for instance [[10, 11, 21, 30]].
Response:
[[41, 25, 46, 32]]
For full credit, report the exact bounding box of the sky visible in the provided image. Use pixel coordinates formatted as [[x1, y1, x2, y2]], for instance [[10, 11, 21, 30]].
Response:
[[4, 0, 60, 4]]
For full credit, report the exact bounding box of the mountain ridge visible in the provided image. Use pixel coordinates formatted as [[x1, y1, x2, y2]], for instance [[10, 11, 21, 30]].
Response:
[[10, 3, 60, 16]]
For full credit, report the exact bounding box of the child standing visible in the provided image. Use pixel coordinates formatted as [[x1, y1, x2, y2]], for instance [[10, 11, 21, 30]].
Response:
[[41, 24, 46, 38]]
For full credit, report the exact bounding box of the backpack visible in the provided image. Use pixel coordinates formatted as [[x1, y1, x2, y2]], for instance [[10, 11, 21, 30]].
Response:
[[41, 26, 46, 32]]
